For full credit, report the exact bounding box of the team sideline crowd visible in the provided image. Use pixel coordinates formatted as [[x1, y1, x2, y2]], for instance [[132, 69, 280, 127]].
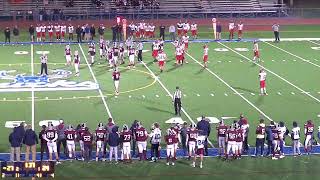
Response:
[[9, 114, 317, 168]]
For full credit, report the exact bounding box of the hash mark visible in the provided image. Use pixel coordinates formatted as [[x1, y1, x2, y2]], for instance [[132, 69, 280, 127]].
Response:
[[277, 92, 282, 95], [196, 94, 200, 97], [224, 93, 228, 96], [156, 95, 159, 97], [291, 92, 295, 95], [129, 95, 132, 98], [250, 93, 255, 96], [142, 95, 145, 98], [59, 97, 62, 99], [210, 93, 214, 96]]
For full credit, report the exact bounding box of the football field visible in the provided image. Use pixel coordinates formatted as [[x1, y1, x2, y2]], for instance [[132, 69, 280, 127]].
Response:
[[0, 26, 320, 179]]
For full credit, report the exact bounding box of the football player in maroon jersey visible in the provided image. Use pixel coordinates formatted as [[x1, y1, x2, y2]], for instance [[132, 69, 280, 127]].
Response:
[[226, 124, 237, 159], [235, 123, 244, 158], [186, 124, 198, 160], [165, 129, 176, 166], [82, 127, 93, 162], [77, 123, 86, 161], [65, 125, 76, 159], [135, 122, 148, 161], [304, 120, 314, 154], [121, 124, 132, 162], [216, 120, 228, 157], [112, 68, 120, 95], [95, 123, 107, 161]]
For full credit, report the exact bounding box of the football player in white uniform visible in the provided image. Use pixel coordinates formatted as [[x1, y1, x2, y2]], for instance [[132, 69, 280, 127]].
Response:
[[193, 134, 206, 168], [65, 45, 72, 66], [43, 123, 61, 164]]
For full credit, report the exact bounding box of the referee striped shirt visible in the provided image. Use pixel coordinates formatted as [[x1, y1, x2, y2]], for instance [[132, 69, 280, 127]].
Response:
[[173, 89, 182, 100], [40, 55, 48, 63]]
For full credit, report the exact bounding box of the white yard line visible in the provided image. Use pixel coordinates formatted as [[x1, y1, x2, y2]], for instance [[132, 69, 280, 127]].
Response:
[[78, 44, 112, 118], [31, 44, 35, 130], [218, 42, 320, 103], [140, 61, 214, 147], [308, 40, 320, 46], [184, 50, 274, 122], [264, 41, 320, 68]]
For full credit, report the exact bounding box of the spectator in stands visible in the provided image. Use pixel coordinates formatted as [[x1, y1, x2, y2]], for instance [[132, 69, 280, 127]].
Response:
[[39, 125, 49, 161], [56, 119, 67, 158], [272, 23, 280, 42], [90, 24, 96, 40], [216, 22, 222, 40], [29, 25, 35, 42], [159, 24, 165, 40], [108, 126, 120, 163], [98, 24, 105, 38], [12, 25, 19, 43], [9, 127, 22, 162], [197, 116, 211, 156], [4, 27, 10, 43], [116, 24, 122, 42], [23, 125, 38, 162], [169, 24, 176, 41], [76, 25, 82, 43], [84, 24, 90, 41]]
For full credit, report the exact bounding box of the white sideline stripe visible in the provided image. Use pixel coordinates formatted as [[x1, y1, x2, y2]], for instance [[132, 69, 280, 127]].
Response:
[[31, 44, 35, 130], [218, 42, 320, 103], [0, 87, 99, 92], [78, 44, 112, 118], [140, 61, 214, 148], [259, 38, 320, 41], [264, 41, 320, 69], [184, 49, 274, 122]]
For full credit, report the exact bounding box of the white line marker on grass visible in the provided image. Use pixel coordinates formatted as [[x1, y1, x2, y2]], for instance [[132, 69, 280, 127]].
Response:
[[142, 95, 145, 98], [210, 93, 214, 96], [265, 41, 320, 68], [197, 94, 200, 97], [224, 93, 228, 96], [3, 98, 6, 101], [141, 60, 214, 148], [277, 92, 282, 95], [79, 44, 113, 118], [156, 94, 159, 97], [219, 42, 320, 103], [183, 94, 186, 97], [184, 48, 274, 122], [291, 92, 295, 95], [250, 93, 255, 96]]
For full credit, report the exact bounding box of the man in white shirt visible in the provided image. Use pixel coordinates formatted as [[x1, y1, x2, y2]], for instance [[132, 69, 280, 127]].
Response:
[[68, 24, 74, 41], [149, 123, 161, 162], [291, 121, 301, 156]]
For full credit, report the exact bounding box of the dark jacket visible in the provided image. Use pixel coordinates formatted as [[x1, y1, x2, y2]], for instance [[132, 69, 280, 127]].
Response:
[[266, 125, 274, 141], [4, 28, 10, 37], [76, 27, 82, 35], [15, 125, 25, 143], [13, 28, 19, 36], [98, 26, 104, 35], [90, 26, 95, 35], [197, 120, 211, 136], [29, 26, 34, 35], [23, 129, 38, 146], [9, 129, 22, 147], [39, 129, 47, 144], [108, 128, 120, 147]]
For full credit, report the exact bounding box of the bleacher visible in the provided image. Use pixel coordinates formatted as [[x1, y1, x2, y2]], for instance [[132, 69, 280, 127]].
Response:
[[159, 0, 202, 11]]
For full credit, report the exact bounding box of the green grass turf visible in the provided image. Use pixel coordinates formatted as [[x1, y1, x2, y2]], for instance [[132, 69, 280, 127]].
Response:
[[1, 24, 320, 179]]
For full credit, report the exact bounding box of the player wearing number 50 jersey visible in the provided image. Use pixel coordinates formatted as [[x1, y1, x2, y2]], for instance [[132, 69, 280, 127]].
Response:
[[121, 124, 132, 162], [64, 125, 77, 159], [95, 123, 107, 161], [135, 122, 148, 161], [192, 134, 206, 168], [43, 124, 60, 163]]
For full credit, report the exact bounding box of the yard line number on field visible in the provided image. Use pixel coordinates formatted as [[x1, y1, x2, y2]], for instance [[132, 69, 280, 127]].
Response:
[[78, 44, 112, 118], [218, 42, 320, 103], [140, 61, 214, 147]]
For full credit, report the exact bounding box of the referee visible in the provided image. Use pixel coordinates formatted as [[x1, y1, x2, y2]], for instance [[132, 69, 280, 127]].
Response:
[[172, 86, 182, 116], [40, 53, 48, 76], [137, 41, 143, 63], [272, 23, 280, 43]]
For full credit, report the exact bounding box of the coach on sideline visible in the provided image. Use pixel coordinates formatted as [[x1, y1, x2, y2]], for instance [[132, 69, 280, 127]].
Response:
[[272, 23, 280, 43], [40, 53, 48, 76], [197, 116, 211, 156], [172, 86, 182, 116]]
